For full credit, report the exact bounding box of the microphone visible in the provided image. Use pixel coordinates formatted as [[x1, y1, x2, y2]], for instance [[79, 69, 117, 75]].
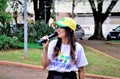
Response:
[[37, 32, 58, 45]]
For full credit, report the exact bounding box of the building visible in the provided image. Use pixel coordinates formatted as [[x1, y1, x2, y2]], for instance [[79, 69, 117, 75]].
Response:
[[54, 1, 120, 38], [6, 0, 120, 38]]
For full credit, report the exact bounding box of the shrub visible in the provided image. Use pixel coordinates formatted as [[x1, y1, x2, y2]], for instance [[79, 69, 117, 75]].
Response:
[[0, 24, 10, 36], [10, 36, 20, 48], [14, 21, 55, 43], [3, 36, 12, 49], [0, 35, 5, 50], [29, 21, 54, 43], [0, 35, 20, 50]]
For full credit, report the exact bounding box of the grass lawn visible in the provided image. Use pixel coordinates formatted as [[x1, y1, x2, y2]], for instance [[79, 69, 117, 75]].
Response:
[[111, 40, 120, 43], [19, 42, 43, 49], [0, 49, 42, 65], [0, 44, 120, 78], [84, 46, 120, 78]]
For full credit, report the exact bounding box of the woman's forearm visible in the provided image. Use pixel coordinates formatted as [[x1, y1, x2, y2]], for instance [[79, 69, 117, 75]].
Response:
[[42, 49, 49, 69], [78, 67, 85, 79]]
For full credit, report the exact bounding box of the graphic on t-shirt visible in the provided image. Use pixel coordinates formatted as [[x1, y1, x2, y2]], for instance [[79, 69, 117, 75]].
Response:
[[50, 52, 71, 69], [55, 52, 70, 63]]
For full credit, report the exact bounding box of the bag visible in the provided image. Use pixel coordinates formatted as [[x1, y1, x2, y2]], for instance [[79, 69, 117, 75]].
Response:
[[47, 71, 77, 79]]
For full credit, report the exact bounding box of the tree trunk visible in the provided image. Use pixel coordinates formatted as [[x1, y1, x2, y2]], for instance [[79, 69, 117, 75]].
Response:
[[46, 2, 51, 23], [13, 11, 18, 27], [33, 0, 40, 21], [88, 0, 118, 40], [89, 12, 105, 40], [42, 0, 52, 24], [71, 0, 75, 18], [33, 0, 52, 23]]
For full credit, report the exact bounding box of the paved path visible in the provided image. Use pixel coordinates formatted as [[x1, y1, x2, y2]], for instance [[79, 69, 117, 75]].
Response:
[[0, 40, 120, 79], [0, 62, 119, 79], [0, 65, 95, 79], [79, 40, 120, 60], [0, 65, 47, 79]]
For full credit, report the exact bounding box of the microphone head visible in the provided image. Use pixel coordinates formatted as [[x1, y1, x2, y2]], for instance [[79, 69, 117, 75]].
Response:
[[53, 32, 58, 37], [37, 32, 58, 45], [48, 32, 58, 38]]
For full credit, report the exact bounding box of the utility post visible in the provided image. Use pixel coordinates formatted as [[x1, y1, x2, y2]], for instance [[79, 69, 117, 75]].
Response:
[[44, 1, 49, 24], [24, 0, 28, 59]]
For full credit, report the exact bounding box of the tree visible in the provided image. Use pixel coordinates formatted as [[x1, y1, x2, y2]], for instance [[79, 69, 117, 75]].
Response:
[[0, 0, 12, 25], [71, 0, 75, 18], [88, 0, 118, 40], [7, 0, 23, 26], [32, 0, 52, 23]]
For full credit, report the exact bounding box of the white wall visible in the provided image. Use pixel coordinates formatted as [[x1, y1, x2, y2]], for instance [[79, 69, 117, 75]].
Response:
[[74, 16, 120, 39]]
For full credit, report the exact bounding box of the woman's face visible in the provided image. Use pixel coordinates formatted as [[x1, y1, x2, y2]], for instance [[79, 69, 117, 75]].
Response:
[[56, 27, 66, 39]]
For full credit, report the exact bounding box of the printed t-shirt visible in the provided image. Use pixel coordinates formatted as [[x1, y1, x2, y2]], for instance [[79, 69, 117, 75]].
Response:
[[47, 39, 88, 72]]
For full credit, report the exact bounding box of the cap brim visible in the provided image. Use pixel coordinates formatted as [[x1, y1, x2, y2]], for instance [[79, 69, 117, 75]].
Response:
[[52, 22, 67, 28]]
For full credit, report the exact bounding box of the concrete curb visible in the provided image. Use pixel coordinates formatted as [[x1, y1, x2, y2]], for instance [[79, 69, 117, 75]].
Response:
[[84, 45, 120, 62], [0, 60, 44, 70], [106, 41, 120, 45], [0, 60, 120, 79], [85, 74, 120, 79]]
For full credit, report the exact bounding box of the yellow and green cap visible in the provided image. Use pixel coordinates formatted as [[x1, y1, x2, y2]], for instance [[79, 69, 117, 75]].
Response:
[[53, 17, 76, 31]]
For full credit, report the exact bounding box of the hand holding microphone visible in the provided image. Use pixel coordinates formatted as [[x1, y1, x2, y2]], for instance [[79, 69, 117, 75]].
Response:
[[37, 32, 58, 45]]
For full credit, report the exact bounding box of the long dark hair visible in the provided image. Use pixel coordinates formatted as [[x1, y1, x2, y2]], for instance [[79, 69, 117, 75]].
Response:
[[52, 27, 77, 63]]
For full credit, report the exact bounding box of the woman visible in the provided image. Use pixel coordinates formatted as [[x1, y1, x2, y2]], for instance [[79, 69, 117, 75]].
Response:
[[41, 17, 88, 79]]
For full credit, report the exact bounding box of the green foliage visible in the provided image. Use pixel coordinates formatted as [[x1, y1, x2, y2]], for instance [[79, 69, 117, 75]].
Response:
[[0, 35, 5, 49], [0, 23, 11, 36], [14, 21, 55, 43], [0, 12, 12, 24], [0, 25, 6, 35], [28, 21, 54, 43], [0, 35, 20, 50], [0, 0, 12, 24], [19, 42, 43, 49], [14, 23, 24, 42], [11, 36, 20, 48], [0, 0, 7, 10]]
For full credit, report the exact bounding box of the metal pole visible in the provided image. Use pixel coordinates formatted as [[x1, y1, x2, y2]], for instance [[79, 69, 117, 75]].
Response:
[[24, 0, 28, 59], [44, 1, 46, 24], [52, 0, 56, 21]]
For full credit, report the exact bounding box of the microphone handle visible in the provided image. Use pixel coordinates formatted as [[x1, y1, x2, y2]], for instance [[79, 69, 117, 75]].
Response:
[[37, 34, 54, 45], [37, 40, 47, 45], [37, 32, 58, 45]]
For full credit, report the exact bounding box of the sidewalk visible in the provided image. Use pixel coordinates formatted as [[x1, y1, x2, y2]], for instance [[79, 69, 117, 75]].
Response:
[[79, 40, 120, 61], [0, 65, 47, 79], [0, 60, 120, 79]]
